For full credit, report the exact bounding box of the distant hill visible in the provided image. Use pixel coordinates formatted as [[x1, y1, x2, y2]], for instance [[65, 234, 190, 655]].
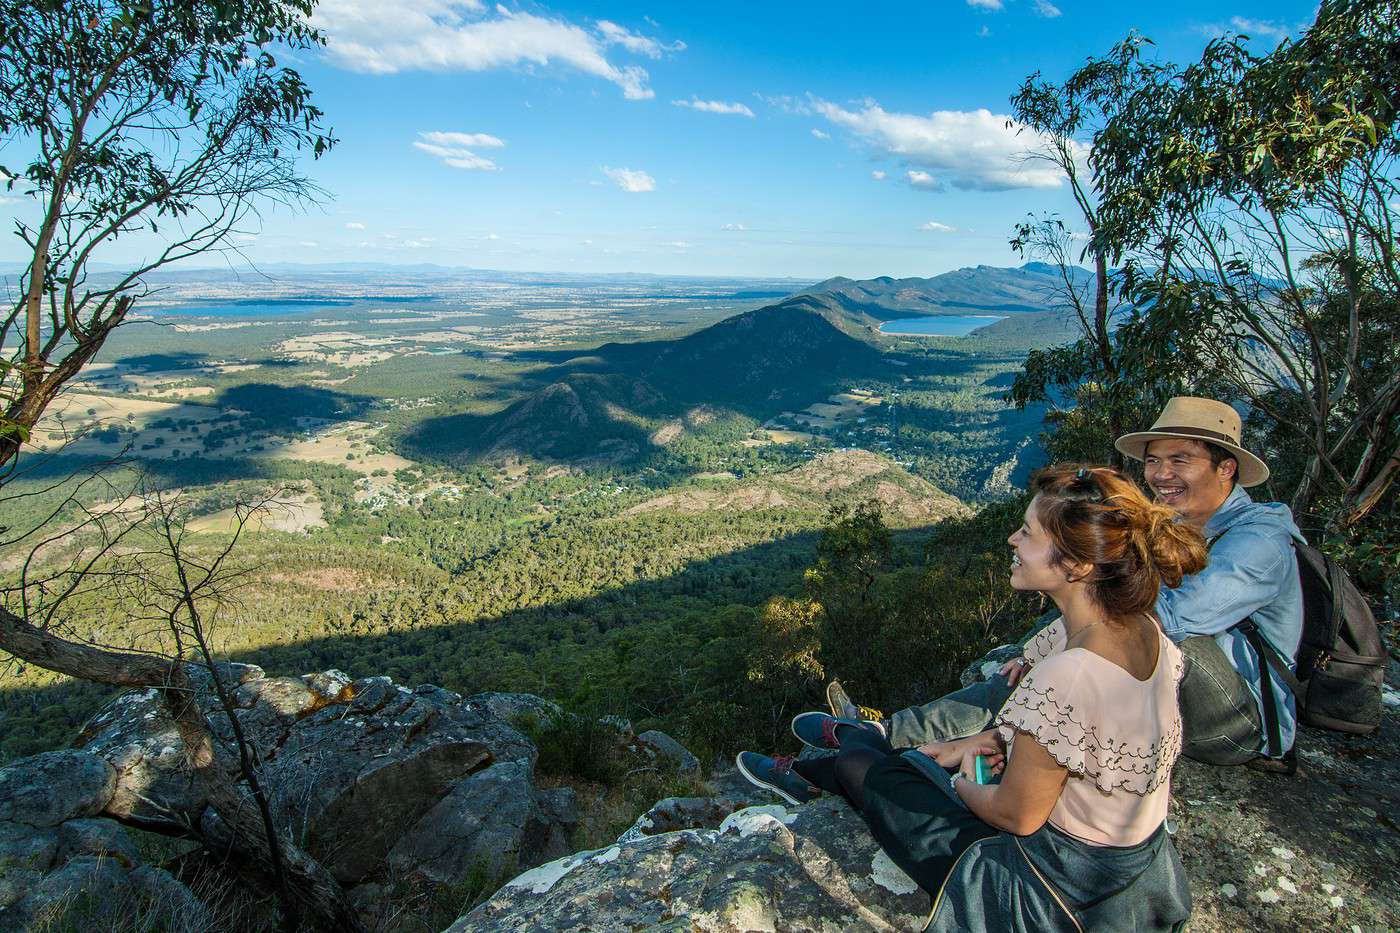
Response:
[[801, 263, 1094, 320], [624, 449, 970, 527], [403, 294, 887, 464]]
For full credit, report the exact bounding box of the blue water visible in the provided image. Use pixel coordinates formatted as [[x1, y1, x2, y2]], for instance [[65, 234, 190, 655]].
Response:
[[150, 296, 429, 317], [878, 314, 1008, 336]]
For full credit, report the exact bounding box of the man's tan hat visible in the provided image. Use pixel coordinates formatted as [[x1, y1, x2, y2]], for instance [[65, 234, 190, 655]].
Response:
[[1115, 396, 1269, 487]]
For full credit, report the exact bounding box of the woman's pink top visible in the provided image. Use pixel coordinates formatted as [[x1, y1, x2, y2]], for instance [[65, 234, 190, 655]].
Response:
[[996, 620, 1184, 847]]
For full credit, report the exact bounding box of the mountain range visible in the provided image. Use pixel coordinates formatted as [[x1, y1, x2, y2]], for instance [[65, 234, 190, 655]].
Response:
[[404, 264, 1086, 465], [800, 262, 1092, 319]]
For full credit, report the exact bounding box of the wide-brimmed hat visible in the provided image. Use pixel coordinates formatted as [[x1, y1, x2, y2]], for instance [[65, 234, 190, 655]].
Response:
[[1115, 397, 1270, 487]]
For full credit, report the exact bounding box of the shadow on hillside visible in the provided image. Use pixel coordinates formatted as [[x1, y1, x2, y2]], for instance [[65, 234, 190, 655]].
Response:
[[215, 383, 374, 422], [0, 524, 819, 754], [0, 521, 950, 762], [116, 351, 211, 371]]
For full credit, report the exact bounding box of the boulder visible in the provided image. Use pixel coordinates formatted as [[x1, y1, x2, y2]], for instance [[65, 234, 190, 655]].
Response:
[[615, 796, 745, 844], [0, 867, 43, 911], [13, 855, 130, 922], [0, 750, 116, 827], [635, 730, 700, 774], [5, 854, 208, 932], [57, 818, 139, 867], [447, 799, 928, 932], [76, 687, 210, 824], [260, 678, 533, 884], [75, 669, 565, 891], [957, 643, 1021, 687], [0, 820, 59, 872], [388, 760, 575, 885], [463, 692, 561, 726]]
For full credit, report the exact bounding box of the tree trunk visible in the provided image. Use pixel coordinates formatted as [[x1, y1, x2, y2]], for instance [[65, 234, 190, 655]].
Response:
[[0, 605, 366, 932], [1341, 447, 1400, 528]]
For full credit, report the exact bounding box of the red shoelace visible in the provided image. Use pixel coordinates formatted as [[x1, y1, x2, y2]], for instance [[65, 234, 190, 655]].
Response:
[[772, 754, 796, 774]]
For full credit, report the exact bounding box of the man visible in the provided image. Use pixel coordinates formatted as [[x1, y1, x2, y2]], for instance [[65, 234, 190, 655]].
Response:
[[840, 397, 1305, 772]]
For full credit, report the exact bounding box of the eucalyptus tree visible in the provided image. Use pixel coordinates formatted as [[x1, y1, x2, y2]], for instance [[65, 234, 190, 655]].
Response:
[[0, 2, 357, 928], [0, 0, 333, 470], [1093, 0, 1400, 529], [1005, 39, 1187, 465]]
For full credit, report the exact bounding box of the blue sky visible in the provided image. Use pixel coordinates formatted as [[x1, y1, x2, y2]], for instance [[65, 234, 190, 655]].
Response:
[[2, 0, 1319, 280]]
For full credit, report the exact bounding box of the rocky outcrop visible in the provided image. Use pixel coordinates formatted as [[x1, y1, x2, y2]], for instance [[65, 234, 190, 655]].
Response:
[[71, 667, 578, 892], [1, 671, 600, 928], [451, 800, 929, 932], [444, 643, 1400, 933], [0, 750, 208, 930]]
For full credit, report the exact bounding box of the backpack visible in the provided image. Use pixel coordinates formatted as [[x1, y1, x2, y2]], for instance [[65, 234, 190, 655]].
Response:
[[1239, 539, 1387, 758]]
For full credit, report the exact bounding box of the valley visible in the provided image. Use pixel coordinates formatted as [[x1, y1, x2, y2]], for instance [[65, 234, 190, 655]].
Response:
[[1, 262, 1070, 762]]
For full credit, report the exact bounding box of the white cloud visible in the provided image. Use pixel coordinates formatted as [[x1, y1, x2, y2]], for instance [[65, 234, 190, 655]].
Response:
[[669, 240, 691, 249], [906, 170, 943, 190], [919, 221, 957, 233], [345, 221, 366, 230], [722, 223, 747, 231], [870, 170, 887, 180], [813, 98, 1071, 191], [299, 240, 319, 248], [312, 2, 666, 100], [485, 232, 500, 240], [967, 0, 1003, 9], [811, 128, 831, 140], [596, 20, 684, 58], [977, 25, 991, 37], [1033, 0, 1062, 17], [235, 233, 258, 242], [754, 93, 810, 115], [673, 97, 755, 117], [413, 131, 500, 170], [1228, 16, 1295, 40], [603, 166, 656, 192], [418, 130, 505, 149]]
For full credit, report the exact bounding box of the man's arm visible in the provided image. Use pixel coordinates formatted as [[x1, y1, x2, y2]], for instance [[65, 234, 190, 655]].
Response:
[[1155, 524, 1294, 639]]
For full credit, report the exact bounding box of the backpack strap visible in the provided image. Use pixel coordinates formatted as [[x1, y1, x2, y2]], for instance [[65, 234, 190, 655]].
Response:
[[1207, 528, 1304, 759], [1238, 620, 1296, 759]]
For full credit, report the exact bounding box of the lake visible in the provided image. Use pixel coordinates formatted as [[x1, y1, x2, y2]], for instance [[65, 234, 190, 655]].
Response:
[[148, 296, 426, 317], [877, 314, 1008, 336]]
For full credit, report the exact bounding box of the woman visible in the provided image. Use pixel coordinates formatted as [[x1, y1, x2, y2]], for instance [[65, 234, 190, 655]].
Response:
[[736, 465, 1205, 932]]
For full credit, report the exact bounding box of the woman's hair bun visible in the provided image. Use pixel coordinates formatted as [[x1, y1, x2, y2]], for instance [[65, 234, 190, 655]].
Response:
[[1030, 464, 1208, 619]]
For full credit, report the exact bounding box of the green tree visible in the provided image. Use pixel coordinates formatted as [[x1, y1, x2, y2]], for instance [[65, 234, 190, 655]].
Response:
[[0, 1, 351, 928], [0, 0, 334, 469], [1006, 38, 1191, 465], [1093, 0, 1400, 530]]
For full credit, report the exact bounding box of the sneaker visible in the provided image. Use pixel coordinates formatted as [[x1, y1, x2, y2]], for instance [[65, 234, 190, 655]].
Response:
[[1245, 747, 1298, 776], [826, 679, 885, 724], [735, 751, 816, 805], [791, 711, 886, 751], [826, 680, 860, 720]]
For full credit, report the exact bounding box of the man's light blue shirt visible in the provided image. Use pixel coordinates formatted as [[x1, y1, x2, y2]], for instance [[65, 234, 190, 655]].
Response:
[[1154, 485, 1305, 755]]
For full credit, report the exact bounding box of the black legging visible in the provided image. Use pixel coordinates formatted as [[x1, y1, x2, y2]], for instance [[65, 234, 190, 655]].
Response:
[[793, 723, 895, 811]]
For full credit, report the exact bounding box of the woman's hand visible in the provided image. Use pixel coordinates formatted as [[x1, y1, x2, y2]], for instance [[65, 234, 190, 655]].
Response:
[[958, 741, 1005, 782], [917, 730, 1005, 769], [916, 740, 957, 767], [999, 656, 1030, 688]]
